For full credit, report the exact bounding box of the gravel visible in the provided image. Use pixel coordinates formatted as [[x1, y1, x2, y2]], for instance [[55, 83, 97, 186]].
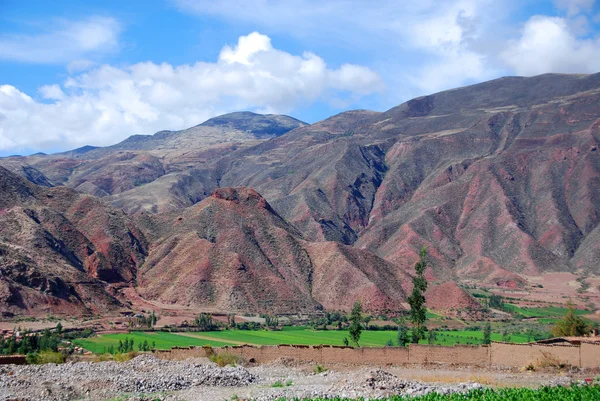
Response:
[[0, 355, 579, 401], [0, 354, 256, 401]]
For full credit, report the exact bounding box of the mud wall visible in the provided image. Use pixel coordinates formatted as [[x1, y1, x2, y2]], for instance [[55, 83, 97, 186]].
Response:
[[0, 355, 27, 365], [490, 343, 580, 367], [581, 342, 600, 369], [153, 342, 599, 369]]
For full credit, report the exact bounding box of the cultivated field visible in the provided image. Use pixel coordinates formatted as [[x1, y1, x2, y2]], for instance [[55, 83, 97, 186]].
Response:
[[74, 327, 530, 353]]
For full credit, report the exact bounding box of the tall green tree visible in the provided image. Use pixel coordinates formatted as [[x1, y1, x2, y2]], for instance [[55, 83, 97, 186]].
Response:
[[552, 301, 593, 337], [408, 247, 428, 343], [396, 319, 409, 347], [348, 300, 363, 347], [483, 322, 492, 345]]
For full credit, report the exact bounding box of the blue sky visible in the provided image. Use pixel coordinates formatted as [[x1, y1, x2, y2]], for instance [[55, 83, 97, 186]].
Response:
[[1, 0, 599, 155]]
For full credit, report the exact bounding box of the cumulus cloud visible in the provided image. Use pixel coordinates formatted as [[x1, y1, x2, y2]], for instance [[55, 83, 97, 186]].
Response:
[[502, 15, 600, 76], [0, 32, 383, 153], [0, 17, 120, 64], [174, 0, 508, 94]]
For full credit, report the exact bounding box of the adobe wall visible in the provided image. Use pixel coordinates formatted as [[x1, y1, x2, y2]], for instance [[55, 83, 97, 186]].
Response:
[[408, 344, 489, 365], [152, 342, 599, 369], [581, 342, 600, 369], [490, 343, 580, 368], [0, 355, 27, 365]]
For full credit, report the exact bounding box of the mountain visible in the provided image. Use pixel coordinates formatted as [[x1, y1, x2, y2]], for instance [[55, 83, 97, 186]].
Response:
[[2, 73, 600, 316], [0, 168, 414, 315], [135, 187, 411, 313], [0, 167, 147, 316], [0, 112, 306, 207], [215, 73, 600, 284]]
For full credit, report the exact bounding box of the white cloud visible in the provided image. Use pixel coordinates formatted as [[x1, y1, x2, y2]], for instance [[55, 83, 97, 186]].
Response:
[[501, 15, 600, 76], [0, 17, 121, 64], [173, 0, 509, 95], [0, 32, 383, 153]]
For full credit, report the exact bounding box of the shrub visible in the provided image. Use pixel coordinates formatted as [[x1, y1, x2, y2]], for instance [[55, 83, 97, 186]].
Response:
[[113, 351, 138, 362], [313, 364, 328, 374], [271, 380, 284, 388], [209, 351, 243, 367], [28, 350, 66, 364]]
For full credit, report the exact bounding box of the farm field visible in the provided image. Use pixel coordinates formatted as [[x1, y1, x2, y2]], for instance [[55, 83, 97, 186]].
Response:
[[504, 305, 594, 318], [73, 331, 231, 354], [75, 328, 530, 353], [300, 385, 600, 401]]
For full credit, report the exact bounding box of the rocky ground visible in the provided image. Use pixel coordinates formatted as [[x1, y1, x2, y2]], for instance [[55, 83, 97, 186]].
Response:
[[0, 354, 581, 401]]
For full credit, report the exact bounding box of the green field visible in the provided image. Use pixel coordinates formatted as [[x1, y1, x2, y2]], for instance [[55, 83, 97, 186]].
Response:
[[504, 305, 593, 318], [296, 385, 600, 401], [75, 327, 530, 354], [73, 331, 231, 354]]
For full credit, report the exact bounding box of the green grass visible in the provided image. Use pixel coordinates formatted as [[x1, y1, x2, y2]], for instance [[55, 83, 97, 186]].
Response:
[[180, 328, 530, 347], [288, 385, 600, 400], [504, 305, 592, 318], [76, 327, 532, 354], [73, 331, 231, 354]]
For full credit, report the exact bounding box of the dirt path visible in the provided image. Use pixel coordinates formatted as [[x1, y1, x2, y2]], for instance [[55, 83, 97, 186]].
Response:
[[174, 332, 247, 345]]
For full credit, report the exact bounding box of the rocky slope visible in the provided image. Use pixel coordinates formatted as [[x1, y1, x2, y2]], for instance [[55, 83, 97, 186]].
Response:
[[0, 167, 147, 316], [136, 187, 410, 313]]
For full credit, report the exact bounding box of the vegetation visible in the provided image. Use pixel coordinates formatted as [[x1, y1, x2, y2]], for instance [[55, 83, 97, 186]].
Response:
[[408, 247, 428, 343], [194, 313, 218, 331], [348, 300, 363, 347], [396, 319, 409, 347], [551, 302, 594, 337], [26, 350, 66, 364], [208, 351, 243, 367], [313, 364, 328, 374], [482, 323, 491, 345], [129, 312, 158, 329], [292, 385, 600, 400], [73, 331, 231, 354], [77, 328, 532, 353]]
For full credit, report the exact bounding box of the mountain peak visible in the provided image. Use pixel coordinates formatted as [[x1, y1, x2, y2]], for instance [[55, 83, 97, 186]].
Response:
[[199, 111, 307, 138], [211, 187, 269, 208]]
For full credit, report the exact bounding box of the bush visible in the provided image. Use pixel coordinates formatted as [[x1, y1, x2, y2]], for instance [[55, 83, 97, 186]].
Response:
[[113, 351, 138, 362], [209, 351, 243, 367], [28, 350, 66, 364], [271, 380, 284, 388], [313, 364, 328, 374]]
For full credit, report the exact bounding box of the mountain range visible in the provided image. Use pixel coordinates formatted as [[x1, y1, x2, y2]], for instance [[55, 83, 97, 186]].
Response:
[[1, 73, 599, 316]]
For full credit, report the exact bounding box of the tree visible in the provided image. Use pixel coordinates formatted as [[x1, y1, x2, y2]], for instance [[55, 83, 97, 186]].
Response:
[[55, 322, 63, 334], [348, 300, 363, 347], [552, 301, 593, 337], [408, 247, 428, 343], [195, 313, 215, 331], [396, 319, 409, 347], [427, 329, 438, 344], [483, 322, 492, 345], [363, 315, 372, 329]]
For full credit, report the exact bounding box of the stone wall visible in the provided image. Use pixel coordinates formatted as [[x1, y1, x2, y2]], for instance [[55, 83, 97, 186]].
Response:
[[153, 342, 599, 369]]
